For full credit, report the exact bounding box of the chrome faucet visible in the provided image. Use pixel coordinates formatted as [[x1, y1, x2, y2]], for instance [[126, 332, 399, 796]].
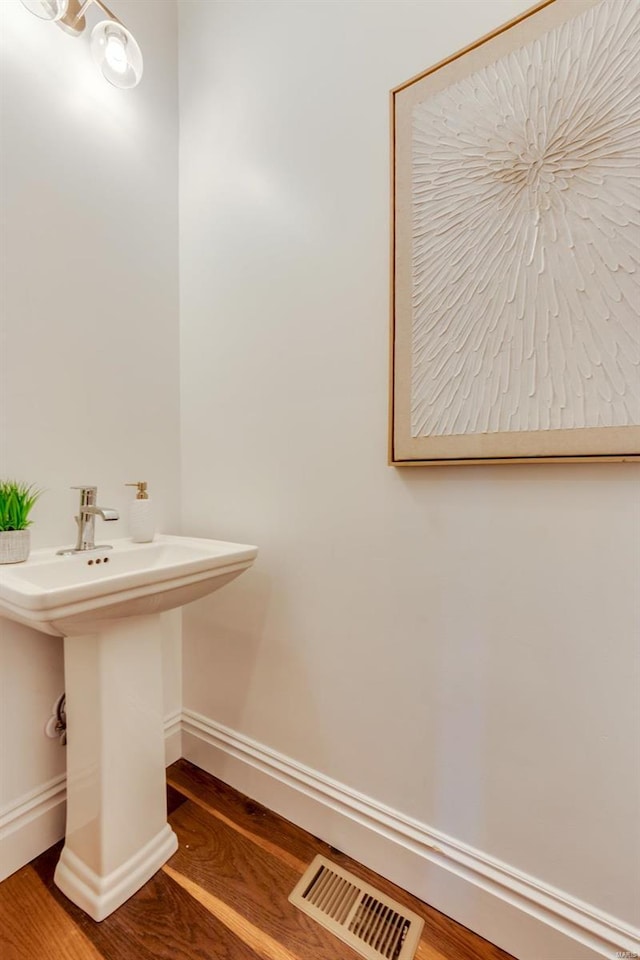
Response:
[[57, 486, 119, 556]]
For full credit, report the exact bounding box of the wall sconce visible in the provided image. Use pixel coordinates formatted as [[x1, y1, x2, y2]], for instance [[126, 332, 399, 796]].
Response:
[[20, 0, 143, 89]]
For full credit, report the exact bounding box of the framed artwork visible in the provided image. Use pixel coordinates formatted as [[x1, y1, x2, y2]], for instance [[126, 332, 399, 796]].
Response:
[[390, 0, 640, 465]]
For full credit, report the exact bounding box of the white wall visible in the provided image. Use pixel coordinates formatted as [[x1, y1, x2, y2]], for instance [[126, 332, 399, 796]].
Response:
[[178, 0, 640, 955], [0, 0, 180, 850]]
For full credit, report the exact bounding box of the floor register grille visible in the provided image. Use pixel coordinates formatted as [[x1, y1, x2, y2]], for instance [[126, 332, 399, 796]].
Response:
[[289, 855, 424, 960]]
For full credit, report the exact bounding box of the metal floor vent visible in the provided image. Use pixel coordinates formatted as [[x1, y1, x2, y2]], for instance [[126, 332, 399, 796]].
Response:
[[289, 855, 424, 960]]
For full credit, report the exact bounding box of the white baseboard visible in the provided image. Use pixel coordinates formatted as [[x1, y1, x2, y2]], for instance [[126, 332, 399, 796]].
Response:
[[0, 772, 67, 883], [182, 709, 640, 960], [0, 712, 183, 883]]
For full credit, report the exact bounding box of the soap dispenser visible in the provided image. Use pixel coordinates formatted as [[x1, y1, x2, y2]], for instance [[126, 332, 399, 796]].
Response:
[[125, 481, 155, 543]]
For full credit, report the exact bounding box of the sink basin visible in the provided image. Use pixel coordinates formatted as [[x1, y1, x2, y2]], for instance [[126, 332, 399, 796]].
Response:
[[0, 534, 257, 636], [0, 533, 257, 921]]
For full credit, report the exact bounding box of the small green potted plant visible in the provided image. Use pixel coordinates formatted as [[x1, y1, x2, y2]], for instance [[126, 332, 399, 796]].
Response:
[[0, 481, 41, 564]]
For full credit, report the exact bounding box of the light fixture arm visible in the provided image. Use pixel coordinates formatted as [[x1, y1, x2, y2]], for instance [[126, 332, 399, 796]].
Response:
[[56, 0, 122, 36]]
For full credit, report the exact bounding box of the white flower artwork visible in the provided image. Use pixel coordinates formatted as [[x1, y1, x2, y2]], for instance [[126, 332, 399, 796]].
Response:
[[410, 0, 640, 440]]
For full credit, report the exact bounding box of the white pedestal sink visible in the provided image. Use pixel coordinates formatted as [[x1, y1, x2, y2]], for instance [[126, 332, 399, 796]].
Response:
[[0, 535, 257, 921]]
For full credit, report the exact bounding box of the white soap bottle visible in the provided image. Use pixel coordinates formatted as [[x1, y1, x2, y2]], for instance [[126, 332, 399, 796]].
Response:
[[125, 481, 155, 543]]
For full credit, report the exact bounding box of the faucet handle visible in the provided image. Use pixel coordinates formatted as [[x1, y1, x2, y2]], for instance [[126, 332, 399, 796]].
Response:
[[71, 485, 97, 507]]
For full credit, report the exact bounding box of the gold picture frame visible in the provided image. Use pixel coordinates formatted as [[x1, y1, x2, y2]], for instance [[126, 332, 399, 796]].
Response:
[[390, 0, 640, 466]]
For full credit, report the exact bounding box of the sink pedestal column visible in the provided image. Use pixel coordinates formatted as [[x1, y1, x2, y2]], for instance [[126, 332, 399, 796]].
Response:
[[54, 613, 178, 921]]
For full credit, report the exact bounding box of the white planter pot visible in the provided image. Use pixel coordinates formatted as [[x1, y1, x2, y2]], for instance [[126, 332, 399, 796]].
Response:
[[0, 530, 30, 564]]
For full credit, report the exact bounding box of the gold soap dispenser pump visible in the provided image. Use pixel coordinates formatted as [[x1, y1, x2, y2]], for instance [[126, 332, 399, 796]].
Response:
[[125, 481, 155, 543]]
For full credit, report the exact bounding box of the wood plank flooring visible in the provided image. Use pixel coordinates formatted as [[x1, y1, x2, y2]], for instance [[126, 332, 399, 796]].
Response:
[[0, 759, 515, 960]]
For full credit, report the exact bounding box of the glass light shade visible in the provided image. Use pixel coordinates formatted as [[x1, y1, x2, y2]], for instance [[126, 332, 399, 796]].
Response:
[[20, 0, 68, 20], [90, 20, 143, 90]]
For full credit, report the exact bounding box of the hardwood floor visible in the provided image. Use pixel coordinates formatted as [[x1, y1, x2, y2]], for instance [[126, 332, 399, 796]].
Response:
[[0, 760, 515, 960]]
